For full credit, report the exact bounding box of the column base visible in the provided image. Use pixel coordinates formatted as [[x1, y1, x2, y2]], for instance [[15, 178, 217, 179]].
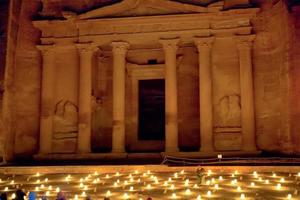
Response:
[[199, 147, 214, 152], [112, 148, 126, 153], [242, 146, 257, 152], [77, 150, 91, 154], [165, 147, 179, 153]]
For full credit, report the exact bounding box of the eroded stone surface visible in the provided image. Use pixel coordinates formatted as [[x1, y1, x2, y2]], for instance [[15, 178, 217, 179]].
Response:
[[0, 0, 300, 160]]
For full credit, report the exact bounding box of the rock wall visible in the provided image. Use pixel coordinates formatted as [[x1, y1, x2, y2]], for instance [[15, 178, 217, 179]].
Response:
[[8, 0, 41, 158], [252, 0, 293, 153], [290, 5, 300, 154], [2, 0, 300, 159]]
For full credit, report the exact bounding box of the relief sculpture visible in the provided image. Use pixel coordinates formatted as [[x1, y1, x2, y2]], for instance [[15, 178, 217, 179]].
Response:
[[216, 94, 241, 127], [53, 100, 78, 134]]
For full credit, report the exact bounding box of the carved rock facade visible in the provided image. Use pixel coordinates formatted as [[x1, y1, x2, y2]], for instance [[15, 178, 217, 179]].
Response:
[[1, 0, 300, 160]]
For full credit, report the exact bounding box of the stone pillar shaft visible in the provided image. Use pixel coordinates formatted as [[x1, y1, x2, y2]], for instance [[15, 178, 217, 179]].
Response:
[[77, 43, 97, 153], [111, 42, 129, 153], [236, 35, 257, 151], [37, 45, 56, 154], [160, 38, 179, 152], [195, 37, 214, 152]]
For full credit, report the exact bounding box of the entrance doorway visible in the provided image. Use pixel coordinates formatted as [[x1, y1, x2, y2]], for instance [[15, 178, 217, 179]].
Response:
[[138, 79, 165, 141]]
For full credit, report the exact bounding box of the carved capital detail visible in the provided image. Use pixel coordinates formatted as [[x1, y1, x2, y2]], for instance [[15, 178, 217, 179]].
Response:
[[159, 38, 180, 53], [111, 41, 130, 55], [194, 37, 215, 50], [76, 43, 99, 54], [36, 44, 56, 55], [235, 35, 255, 50]]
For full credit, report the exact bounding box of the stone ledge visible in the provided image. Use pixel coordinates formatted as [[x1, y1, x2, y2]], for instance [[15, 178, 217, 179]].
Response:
[[34, 152, 128, 160], [162, 150, 262, 158]]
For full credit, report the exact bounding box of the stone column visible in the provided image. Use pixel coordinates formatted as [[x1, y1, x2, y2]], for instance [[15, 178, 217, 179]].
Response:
[[111, 42, 129, 153], [160, 38, 179, 152], [76, 43, 98, 153], [236, 35, 257, 151], [194, 37, 215, 152], [37, 44, 56, 154]]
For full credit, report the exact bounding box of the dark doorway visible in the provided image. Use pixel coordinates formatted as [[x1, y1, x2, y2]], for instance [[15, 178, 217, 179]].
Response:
[[138, 79, 165, 140]]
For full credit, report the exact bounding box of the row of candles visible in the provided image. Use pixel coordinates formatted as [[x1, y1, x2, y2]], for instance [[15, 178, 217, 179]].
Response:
[[1, 169, 300, 199]]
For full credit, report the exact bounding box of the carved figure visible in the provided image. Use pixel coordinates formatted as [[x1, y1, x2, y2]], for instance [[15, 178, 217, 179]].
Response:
[[53, 100, 78, 133], [217, 94, 241, 127]]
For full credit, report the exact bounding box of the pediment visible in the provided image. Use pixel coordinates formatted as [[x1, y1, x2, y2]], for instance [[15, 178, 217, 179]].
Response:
[[78, 0, 224, 19]]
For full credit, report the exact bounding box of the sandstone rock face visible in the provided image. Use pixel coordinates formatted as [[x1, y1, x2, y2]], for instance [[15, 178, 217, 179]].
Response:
[[1, 0, 300, 160]]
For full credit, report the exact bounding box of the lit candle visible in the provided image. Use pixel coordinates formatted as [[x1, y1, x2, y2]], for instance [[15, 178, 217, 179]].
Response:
[[170, 184, 175, 190], [184, 179, 189, 186], [240, 193, 245, 200], [123, 193, 129, 199], [146, 184, 152, 190], [185, 189, 191, 195], [208, 170, 212, 176], [172, 193, 177, 198], [207, 190, 212, 197], [276, 183, 281, 190], [174, 173, 178, 178]]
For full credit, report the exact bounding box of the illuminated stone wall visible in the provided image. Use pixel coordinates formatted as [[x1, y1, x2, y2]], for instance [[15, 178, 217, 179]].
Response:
[[1, 0, 300, 160]]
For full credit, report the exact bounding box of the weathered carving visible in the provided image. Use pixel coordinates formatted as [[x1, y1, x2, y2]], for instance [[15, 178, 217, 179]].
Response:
[[91, 95, 102, 133], [216, 94, 241, 127], [53, 100, 78, 134]]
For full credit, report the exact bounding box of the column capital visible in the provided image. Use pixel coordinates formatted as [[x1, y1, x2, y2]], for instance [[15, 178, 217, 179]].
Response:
[[76, 43, 99, 54], [111, 41, 130, 55], [36, 44, 55, 55], [159, 38, 180, 52], [194, 37, 215, 50], [235, 35, 255, 50]]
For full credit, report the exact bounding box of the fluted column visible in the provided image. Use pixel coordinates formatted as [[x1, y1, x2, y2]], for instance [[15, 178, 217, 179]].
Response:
[[111, 42, 129, 153], [37, 44, 56, 154], [194, 37, 215, 152], [76, 43, 98, 153], [236, 35, 257, 151], [160, 38, 179, 152]]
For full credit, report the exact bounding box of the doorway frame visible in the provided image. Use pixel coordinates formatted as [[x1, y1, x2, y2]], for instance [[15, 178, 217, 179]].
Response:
[[126, 63, 165, 151]]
